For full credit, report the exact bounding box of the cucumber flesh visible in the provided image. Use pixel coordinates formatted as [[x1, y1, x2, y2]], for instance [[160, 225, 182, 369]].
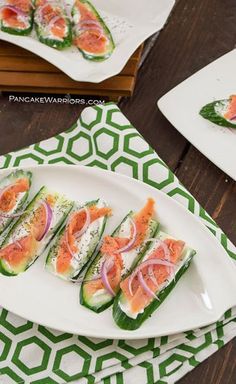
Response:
[[45, 199, 109, 280], [0, 170, 32, 236], [113, 231, 196, 330], [200, 99, 236, 128], [0, 186, 73, 276], [80, 213, 159, 313]]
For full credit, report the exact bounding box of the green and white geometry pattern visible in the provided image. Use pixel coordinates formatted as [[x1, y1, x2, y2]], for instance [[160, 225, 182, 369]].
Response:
[[0, 103, 235, 384]]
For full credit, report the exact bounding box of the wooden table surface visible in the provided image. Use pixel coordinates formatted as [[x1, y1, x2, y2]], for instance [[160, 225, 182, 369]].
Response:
[[0, 0, 236, 382]]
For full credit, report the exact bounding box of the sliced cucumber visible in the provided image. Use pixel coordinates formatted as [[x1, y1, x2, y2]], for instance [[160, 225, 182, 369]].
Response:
[[80, 213, 159, 313], [72, 0, 115, 61], [200, 99, 236, 128], [113, 231, 196, 330], [0, 8, 33, 36], [0, 170, 32, 236], [0, 186, 73, 276], [45, 199, 109, 280], [34, 1, 72, 49]]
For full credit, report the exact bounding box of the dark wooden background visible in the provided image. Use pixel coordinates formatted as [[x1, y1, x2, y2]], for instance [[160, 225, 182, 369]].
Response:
[[0, 0, 236, 382]]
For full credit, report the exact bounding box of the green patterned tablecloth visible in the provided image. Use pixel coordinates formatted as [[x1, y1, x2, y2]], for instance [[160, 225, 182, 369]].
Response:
[[0, 103, 235, 384]]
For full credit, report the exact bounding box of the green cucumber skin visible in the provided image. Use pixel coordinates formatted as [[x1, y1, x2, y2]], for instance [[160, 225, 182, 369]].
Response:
[[72, 0, 115, 61], [0, 170, 32, 236], [200, 100, 236, 129], [45, 199, 108, 280], [112, 249, 196, 330], [35, 22, 72, 50], [0, 187, 73, 276], [80, 216, 159, 313], [0, 14, 33, 36]]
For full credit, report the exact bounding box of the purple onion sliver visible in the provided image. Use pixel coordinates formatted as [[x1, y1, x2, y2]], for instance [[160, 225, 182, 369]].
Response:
[[148, 265, 158, 286], [101, 258, 115, 296], [138, 271, 160, 301], [46, 15, 63, 32], [128, 258, 174, 297]]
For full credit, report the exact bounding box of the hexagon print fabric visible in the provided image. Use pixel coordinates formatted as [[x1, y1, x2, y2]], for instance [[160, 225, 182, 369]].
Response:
[[0, 103, 235, 384]]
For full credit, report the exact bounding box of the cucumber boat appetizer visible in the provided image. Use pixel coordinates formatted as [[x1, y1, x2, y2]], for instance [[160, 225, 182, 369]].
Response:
[[200, 94, 236, 128], [0, 0, 34, 35], [0, 170, 32, 236], [0, 186, 73, 276], [80, 198, 159, 313], [34, 0, 72, 49], [72, 0, 115, 61], [45, 199, 112, 280], [113, 231, 196, 330]]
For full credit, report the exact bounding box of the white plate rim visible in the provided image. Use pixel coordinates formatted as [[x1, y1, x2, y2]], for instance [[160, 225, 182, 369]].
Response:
[[0, 164, 235, 339]]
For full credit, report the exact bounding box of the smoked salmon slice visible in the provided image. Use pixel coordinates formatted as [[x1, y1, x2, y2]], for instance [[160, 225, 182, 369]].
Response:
[[72, 0, 115, 60]]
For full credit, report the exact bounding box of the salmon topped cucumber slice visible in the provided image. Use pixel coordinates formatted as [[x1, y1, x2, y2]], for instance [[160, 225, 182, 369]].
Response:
[[0, 0, 34, 35], [113, 231, 196, 330], [200, 95, 236, 129], [45, 199, 112, 280], [72, 0, 115, 61], [34, 0, 72, 49], [0, 170, 32, 236], [80, 198, 159, 313], [0, 186, 73, 276]]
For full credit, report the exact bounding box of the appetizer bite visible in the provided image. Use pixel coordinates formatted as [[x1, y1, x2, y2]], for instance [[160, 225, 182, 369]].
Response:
[[0, 0, 34, 35], [0, 186, 73, 276], [200, 95, 236, 128], [80, 198, 159, 313], [0, 170, 32, 235], [45, 199, 112, 280], [113, 231, 196, 330], [72, 0, 115, 61], [34, 0, 72, 49]]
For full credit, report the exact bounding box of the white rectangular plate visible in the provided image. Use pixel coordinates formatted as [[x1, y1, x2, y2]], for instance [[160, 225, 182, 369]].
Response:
[[158, 49, 236, 181], [0, 0, 175, 82], [0, 165, 235, 340]]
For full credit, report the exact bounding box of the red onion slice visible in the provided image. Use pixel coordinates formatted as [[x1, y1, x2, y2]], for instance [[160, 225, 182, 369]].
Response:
[[37, 201, 53, 241], [46, 15, 63, 32], [145, 238, 174, 274], [145, 238, 171, 260], [74, 206, 91, 239], [101, 257, 115, 296], [128, 258, 174, 296], [35, 3, 61, 25], [138, 271, 160, 301], [79, 19, 102, 28], [64, 206, 91, 263], [14, 240, 23, 250], [148, 265, 158, 286], [114, 218, 137, 254], [230, 114, 236, 121], [74, 19, 103, 39]]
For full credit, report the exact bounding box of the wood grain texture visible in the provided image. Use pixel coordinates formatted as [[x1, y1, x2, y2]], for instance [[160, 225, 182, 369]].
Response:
[[0, 0, 235, 383], [0, 42, 142, 97]]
